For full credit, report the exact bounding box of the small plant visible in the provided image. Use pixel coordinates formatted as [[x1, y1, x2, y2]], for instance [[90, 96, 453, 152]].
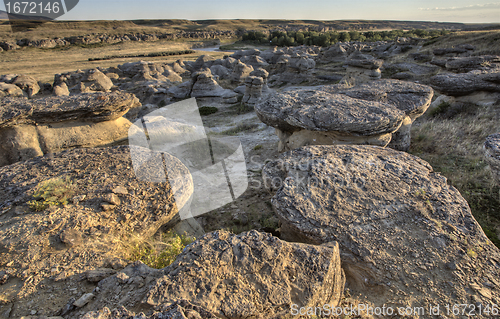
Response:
[[127, 231, 195, 269], [28, 176, 75, 211], [428, 101, 451, 117], [467, 248, 477, 258], [199, 106, 218, 116], [253, 144, 263, 150]]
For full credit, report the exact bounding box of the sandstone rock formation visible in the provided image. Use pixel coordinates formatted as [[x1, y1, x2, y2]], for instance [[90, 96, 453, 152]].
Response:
[[0, 146, 193, 317], [263, 145, 500, 312], [12, 74, 41, 98], [430, 67, 500, 96], [316, 43, 348, 63], [444, 55, 500, 73], [146, 230, 345, 318], [343, 51, 383, 84], [484, 133, 500, 183], [54, 69, 115, 93], [255, 79, 433, 152], [242, 76, 264, 107], [230, 61, 254, 83], [190, 69, 238, 104], [0, 82, 24, 97], [0, 92, 141, 166]]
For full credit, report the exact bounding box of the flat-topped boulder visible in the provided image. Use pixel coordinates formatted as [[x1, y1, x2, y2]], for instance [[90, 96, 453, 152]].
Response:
[[484, 133, 500, 183], [146, 230, 345, 318], [0, 92, 141, 166], [263, 145, 500, 312], [0, 146, 193, 317], [430, 67, 500, 96], [255, 80, 433, 151], [444, 55, 500, 73], [344, 51, 383, 83]]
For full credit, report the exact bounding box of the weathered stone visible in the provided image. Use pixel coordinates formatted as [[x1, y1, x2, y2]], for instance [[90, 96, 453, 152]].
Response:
[[255, 82, 408, 151], [242, 76, 264, 107], [445, 55, 500, 73], [53, 82, 70, 96], [343, 51, 383, 84], [60, 229, 83, 248], [484, 133, 500, 183], [239, 55, 269, 69], [74, 293, 95, 307], [0, 82, 25, 97], [85, 268, 117, 283], [316, 43, 347, 63], [264, 145, 500, 311], [146, 230, 344, 318], [230, 61, 254, 83], [190, 69, 238, 104], [430, 67, 500, 96], [12, 75, 40, 98]]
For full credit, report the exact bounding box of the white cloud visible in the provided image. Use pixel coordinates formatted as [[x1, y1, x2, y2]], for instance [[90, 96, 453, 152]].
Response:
[[419, 2, 500, 11]]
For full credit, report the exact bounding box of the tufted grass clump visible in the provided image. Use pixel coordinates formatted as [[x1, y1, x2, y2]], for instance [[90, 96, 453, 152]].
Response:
[[126, 231, 195, 269], [28, 176, 75, 211], [199, 106, 218, 116]]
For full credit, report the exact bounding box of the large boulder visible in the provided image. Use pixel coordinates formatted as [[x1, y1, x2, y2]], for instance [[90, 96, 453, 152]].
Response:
[[239, 55, 269, 70], [54, 69, 115, 93], [430, 67, 500, 96], [146, 230, 345, 318], [242, 76, 264, 107], [484, 133, 500, 183], [255, 80, 433, 152], [0, 146, 193, 317], [263, 145, 500, 312], [444, 55, 500, 73], [316, 43, 348, 64], [0, 92, 141, 166], [230, 61, 254, 83], [343, 51, 383, 84]]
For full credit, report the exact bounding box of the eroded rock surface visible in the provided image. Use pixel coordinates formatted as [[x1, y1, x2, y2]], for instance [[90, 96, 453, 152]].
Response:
[[146, 230, 345, 319], [255, 79, 432, 151], [430, 67, 500, 96], [263, 145, 500, 313], [0, 146, 193, 317]]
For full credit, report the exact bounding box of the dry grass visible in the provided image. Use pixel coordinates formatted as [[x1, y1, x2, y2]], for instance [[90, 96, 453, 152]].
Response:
[[410, 102, 500, 247]]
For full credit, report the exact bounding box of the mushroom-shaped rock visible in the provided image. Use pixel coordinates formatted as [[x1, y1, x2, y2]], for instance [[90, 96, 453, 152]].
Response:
[[0, 146, 193, 311], [0, 92, 140, 166], [256, 83, 406, 152], [146, 230, 345, 319], [344, 51, 383, 84], [484, 133, 500, 183], [430, 67, 500, 96], [190, 68, 238, 104], [263, 145, 500, 311]]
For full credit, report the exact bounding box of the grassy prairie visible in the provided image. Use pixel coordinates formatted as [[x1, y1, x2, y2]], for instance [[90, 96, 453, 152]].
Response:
[[420, 30, 500, 55]]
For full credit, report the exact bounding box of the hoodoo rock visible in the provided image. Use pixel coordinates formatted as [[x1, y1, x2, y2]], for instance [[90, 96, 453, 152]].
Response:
[[263, 145, 500, 313], [0, 146, 193, 317], [190, 68, 238, 104], [255, 79, 433, 152], [0, 92, 141, 166]]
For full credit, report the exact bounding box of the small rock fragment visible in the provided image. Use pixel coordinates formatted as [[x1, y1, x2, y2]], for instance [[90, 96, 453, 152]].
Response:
[[74, 293, 95, 307]]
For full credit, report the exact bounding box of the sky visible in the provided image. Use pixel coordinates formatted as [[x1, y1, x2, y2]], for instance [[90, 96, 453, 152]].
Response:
[[1, 0, 500, 23]]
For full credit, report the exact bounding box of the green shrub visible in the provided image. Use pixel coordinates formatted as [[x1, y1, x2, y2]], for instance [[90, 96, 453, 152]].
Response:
[[28, 176, 75, 211], [199, 106, 218, 116], [428, 101, 451, 117], [127, 231, 195, 269], [253, 144, 263, 150]]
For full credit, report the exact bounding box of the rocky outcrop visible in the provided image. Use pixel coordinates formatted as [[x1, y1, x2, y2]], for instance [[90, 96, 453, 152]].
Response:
[[242, 76, 264, 107], [433, 44, 475, 56], [230, 61, 254, 83], [0, 146, 193, 317], [54, 69, 115, 93], [316, 43, 347, 63], [146, 230, 345, 318], [444, 55, 500, 73], [239, 54, 269, 69], [255, 79, 432, 152], [430, 67, 500, 96], [0, 92, 141, 166], [12, 74, 41, 98], [263, 145, 500, 313], [0, 74, 41, 98], [343, 51, 383, 84], [117, 61, 183, 83], [190, 69, 238, 104], [484, 133, 500, 183], [0, 82, 24, 97]]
